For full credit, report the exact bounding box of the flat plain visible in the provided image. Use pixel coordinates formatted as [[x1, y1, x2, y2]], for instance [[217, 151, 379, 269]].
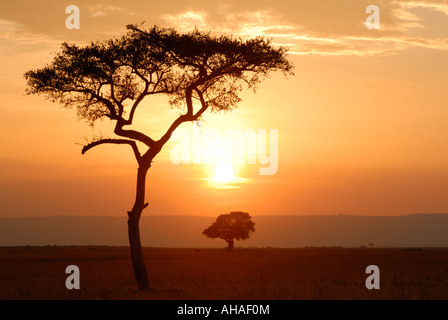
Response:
[[1, 246, 447, 300]]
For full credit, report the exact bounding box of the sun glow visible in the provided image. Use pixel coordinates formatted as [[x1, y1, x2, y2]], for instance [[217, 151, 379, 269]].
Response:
[[206, 162, 249, 189], [214, 162, 235, 183]]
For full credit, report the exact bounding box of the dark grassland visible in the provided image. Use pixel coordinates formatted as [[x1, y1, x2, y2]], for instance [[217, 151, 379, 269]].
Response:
[[1, 246, 447, 300]]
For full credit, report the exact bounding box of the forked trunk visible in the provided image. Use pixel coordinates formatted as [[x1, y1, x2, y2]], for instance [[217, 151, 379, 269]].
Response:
[[128, 165, 150, 291]]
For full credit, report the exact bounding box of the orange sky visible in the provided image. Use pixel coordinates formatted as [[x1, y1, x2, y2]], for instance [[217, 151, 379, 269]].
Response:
[[1, 0, 448, 217]]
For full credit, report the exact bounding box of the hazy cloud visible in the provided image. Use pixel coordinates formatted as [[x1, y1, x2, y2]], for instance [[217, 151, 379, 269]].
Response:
[[89, 4, 126, 18], [159, 1, 448, 56], [402, 0, 448, 16], [163, 11, 208, 30], [0, 18, 59, 47], [1, 0, 447, 57]]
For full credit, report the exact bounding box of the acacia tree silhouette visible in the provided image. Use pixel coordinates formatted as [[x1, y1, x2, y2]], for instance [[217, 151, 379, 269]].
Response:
[[24, 24, 293, 292], [203, 212, 256, 250]]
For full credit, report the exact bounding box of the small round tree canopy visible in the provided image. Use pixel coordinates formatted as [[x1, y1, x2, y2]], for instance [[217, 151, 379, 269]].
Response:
[[203, 212, 255, 249]]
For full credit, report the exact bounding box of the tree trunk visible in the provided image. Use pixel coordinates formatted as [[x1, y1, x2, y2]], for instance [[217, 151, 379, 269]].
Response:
[[128, 165, 150, 291], [227, 239, 234, 250]]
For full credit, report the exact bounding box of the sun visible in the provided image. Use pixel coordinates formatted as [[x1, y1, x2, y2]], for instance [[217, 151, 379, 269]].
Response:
[[214, 162, 235, 183], [205, 162, 249, 189]]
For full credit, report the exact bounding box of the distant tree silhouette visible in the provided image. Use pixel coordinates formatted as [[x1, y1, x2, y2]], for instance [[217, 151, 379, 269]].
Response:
[[203, 212, 256, 249], [24, 24, 293, 291]]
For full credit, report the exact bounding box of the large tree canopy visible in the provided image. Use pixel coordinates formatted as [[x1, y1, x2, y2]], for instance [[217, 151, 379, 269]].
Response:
[[25, 24, 293, 161], [24, 23, 293, 291]]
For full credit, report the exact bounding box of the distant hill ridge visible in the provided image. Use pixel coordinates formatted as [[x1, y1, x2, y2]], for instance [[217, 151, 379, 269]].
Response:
[[1, 214, 448, 247]]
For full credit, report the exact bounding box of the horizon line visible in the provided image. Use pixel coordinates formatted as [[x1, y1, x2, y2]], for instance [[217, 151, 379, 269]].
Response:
[[2, 213, 448, 219]]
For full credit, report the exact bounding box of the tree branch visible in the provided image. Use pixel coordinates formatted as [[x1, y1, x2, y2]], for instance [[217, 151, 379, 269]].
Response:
[[109, 78, 125, 118], [193, 88, 208, 119], [156, 87, 208, 148], [82, 138, 141, 162], [114, 124, 155, 148], [124, 80, 150, 126]]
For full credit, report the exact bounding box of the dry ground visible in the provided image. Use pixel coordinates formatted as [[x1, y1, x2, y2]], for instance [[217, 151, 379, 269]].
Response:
[[0, 246, 447, 300]]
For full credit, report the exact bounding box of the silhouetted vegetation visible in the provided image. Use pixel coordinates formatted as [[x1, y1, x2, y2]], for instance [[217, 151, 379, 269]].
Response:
[[24, 24, 293, 291], [203, 211, 255, 249]]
